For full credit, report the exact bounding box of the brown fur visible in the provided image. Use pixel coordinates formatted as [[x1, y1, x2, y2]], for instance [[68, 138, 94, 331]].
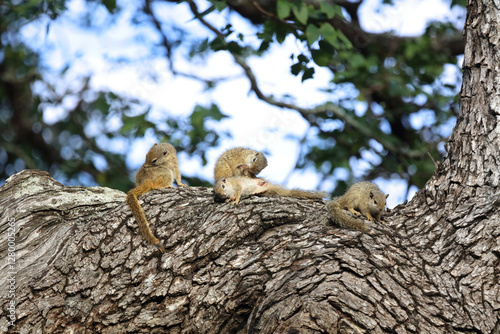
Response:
[[213, 147, 268, 182], [214, 176, 327, 204], [126, 143, 186, 252], [327, 181, 388, 232]]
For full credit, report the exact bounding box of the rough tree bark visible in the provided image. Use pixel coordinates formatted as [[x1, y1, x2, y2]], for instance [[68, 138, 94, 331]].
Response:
[[1, 0, 499, 333]]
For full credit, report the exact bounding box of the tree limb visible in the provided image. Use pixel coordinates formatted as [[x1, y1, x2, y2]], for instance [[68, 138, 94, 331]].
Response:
[[0, 170, 497, 332]]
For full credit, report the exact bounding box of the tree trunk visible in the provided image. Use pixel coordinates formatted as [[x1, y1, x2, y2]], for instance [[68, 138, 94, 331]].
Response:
[[1, 0, 499, 333]]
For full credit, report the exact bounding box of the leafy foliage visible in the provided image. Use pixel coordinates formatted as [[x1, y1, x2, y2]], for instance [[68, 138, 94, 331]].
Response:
[[186, 0, 463, 193], [0, 0, 226, 190], [0, 0, 465, 195]]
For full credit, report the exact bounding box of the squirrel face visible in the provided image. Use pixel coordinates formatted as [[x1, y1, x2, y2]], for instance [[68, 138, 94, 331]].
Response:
[[245, 151, 267, 174], [214, 177, 232, 199], [151, 148, 169, 165], [369, 191, 388, 213], [145, 143, 176, 167]]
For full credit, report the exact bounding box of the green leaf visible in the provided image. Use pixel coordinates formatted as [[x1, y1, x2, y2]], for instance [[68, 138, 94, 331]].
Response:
[[305, 24, 319, 45], [302, 67, 315, 81], [290, 62, 302, 76], [319, 23, 337, 47], [451, 0, 466, 7], [310, 41, 334, 67], [259, 20, 277, 42], [120, 112, 155, 136], [207, 104, 227, 121], [258, 40, 271, 52], [337, 31, 352, 48], [320, 2, 336, 19], [209, 36, 226, 51], [277, 0, 291, 19], [226, 41, 242, 54], [102, 0, 116, 13], [311, 49, 330, 67], [213, 0, 227, 11], [348, 53, 366, 68], [297, 54, 309, 63], [275, 23, 291, 44], [292, 1, 308, 25]]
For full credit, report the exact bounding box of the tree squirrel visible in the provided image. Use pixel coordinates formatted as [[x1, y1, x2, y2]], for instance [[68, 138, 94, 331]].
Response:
[[213, 147, 268, 182], [214, 173, 327, 204], [327, 181, 388, 232], [126, 143, 186, 252]]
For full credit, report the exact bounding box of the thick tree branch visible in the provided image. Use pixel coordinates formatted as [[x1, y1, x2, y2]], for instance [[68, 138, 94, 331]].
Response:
[[237, 0, 465, 56], [0, 170, 498, 332], [165, 0, 464, 56]]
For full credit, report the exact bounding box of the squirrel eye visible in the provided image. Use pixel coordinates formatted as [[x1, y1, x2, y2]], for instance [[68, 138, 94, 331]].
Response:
[[374, 200, 378, 205], [152, 158, 158, 163], [253, 157, 257, 162], [163, 150, 168, 156], [222, 185, 225, 189]]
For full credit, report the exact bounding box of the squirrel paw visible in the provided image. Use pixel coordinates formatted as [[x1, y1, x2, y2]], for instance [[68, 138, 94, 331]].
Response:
[[226, 197, 240, 205], [348, 208, 361, 217]]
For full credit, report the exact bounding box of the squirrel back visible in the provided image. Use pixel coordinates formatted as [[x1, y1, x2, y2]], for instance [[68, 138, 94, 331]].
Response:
[[214, 147, 267, 182], [327, 181, 388, 232], [127, 143, 186, 252]]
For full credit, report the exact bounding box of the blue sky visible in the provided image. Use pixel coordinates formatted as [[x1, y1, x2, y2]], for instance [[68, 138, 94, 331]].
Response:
[[19, 0, 465, 207]]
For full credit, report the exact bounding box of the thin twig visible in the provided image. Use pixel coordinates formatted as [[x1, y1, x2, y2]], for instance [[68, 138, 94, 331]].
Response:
[[144, 0, 236, 85]]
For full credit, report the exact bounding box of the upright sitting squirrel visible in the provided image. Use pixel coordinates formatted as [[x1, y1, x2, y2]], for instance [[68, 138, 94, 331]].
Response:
[[327, 181, 388, 232], [126, 143, 186, 251], [213, 147, 268, 182], [214, 165, 327, 204]]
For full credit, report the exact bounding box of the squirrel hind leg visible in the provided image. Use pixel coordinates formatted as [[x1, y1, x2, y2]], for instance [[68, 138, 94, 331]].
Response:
[[348, 208, 362, 217]]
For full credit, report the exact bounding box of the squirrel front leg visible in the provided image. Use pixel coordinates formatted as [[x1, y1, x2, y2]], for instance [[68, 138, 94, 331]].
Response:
[[175, 168, 187, 187], [228, 183, 243, 205]]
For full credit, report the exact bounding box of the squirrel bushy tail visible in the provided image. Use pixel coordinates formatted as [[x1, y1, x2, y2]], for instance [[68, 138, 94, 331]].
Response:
[[126, 182, 165, 252], [267, 185, 327, 199], [327, 199, 369, 232]]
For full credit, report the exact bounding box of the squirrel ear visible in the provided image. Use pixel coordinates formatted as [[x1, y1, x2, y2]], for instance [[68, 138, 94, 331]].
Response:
[[153, 143, 158, 146], [369, 191, 374, 199], [386, 194, 389, 199]]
